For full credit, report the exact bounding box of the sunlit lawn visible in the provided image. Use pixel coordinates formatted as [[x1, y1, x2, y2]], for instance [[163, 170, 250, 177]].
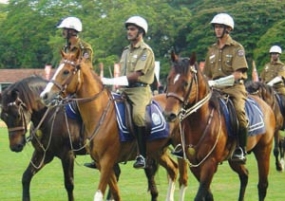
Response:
[[0, 126, 285, 201]]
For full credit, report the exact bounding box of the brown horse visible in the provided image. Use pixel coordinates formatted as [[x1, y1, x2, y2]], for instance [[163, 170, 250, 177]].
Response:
[[39, 50, 188, 201], [246, 80, 285, 171], [0, 76, 121, 201], [163, 52, 276, 201]]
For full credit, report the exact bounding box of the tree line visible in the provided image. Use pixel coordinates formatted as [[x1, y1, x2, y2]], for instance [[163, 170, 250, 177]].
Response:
[[0, 0, 285, 82]]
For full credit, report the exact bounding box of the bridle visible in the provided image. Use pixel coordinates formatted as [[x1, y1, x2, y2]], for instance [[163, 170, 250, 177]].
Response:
[[50, 57, 106, 105], [165, 59, 219, 167], [166, 62, 212, 121], [6, 97, 29, 134], [51, 58, 82, 97]]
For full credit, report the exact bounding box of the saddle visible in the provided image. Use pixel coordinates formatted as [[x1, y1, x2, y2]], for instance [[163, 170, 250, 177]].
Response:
[[215, 92, 239, 135], [115, 92, 152, 136], [112, 92, 169, 142], [216, 92, 265, 137]]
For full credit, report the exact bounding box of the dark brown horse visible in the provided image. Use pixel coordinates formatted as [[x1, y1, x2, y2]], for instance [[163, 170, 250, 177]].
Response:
[[163, 52, 276, 201], [246, 80, 285, 171], [0, 76, 122, 201], [40, 50, 188, 201]]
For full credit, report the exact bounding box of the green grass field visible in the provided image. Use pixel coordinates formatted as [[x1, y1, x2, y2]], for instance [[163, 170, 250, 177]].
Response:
[[0, 126, 285, 201]]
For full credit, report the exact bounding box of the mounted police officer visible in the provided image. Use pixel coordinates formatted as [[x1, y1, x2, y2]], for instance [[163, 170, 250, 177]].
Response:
[[58, 16, 95, 169], [57, 16, 93, 63], [203, 13, 248, 164], [260, 45, 285, 94], [119, 16, 155, 169]]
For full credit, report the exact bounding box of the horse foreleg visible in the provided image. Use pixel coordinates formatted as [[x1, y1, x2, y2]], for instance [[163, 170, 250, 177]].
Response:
[[156, 152, 178, 201], [280, 138, 285, 171], [144, 158, 159, 201], [273, 131, 283, 171], [228, 162, 248, 201], [95, 158, 120, 201], [106, 163, 121, 201], [22, 151, 54, 201], [107, 169, 120, 201], [192, 161, 216, 201], [60, 151, 75, 201], [253, 145, 272, 201], [177, 158, 188, 201]]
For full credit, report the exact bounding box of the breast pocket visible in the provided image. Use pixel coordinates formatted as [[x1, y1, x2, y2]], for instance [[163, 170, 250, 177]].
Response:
[[223, 54, 233, 73]]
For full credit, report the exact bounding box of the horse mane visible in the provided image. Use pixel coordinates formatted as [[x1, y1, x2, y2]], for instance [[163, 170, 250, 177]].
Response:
[[209, 90, 222, 111], [245, 80, 276, 96], [2, 75, 48, 110]]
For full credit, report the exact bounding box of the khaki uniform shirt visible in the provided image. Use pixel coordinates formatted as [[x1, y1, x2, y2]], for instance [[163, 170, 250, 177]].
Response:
[[63, 38, 93, 63], [204, 35, 248, 80], [119, 40, 155, 126], [203, 35, 248, 129], [120, 40, 155, 84], [260, 60, 285, 94]]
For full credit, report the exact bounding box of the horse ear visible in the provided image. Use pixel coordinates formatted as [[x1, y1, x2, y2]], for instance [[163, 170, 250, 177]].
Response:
[[11, 90, 19, 102], [171, 50, 178, 62], [189, 52, 196, 66]]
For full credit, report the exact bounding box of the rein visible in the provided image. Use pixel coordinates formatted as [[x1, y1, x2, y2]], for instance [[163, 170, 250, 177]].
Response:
[[28, 106, 57, 169], [63, 89, 112, 153]]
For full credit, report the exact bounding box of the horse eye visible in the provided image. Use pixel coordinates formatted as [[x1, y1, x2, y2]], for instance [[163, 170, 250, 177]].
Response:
[[63, 70, 70, 75], [183, 80, 189, 88]]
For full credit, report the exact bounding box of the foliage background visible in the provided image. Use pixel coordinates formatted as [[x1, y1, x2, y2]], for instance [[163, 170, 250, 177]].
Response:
[[0, 0, 285, 83]]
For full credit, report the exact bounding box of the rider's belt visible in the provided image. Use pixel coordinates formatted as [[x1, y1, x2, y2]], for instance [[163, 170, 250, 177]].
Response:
[[235, 79, 244, 84], [128, 82, 148, 88]]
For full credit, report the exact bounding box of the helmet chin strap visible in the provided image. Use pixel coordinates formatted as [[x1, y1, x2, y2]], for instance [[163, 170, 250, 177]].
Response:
[[216, 26, 228, 38], [66, 29, 77, 39]]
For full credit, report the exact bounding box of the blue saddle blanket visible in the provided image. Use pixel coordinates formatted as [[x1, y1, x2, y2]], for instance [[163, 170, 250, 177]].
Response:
[[65, 94, 170, 142], [112, 93, 169, 142], [219, 97, 265, 137], [65, 102, 82, 122]]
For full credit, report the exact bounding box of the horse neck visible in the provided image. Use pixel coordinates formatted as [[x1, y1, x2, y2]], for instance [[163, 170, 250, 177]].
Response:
[[18, 91, 47, 127], [75, 69, 112, 131], [186, 74, 212, 130]]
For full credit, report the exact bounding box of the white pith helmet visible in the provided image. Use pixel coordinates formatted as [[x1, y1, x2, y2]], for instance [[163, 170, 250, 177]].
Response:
[[210, 13, 234, 30], [269, 45, 282, 54], [57, 16, 82, 32], [125, 16, 148, 34]]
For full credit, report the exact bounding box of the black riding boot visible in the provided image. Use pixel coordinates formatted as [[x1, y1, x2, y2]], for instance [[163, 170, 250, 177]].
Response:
[[232, 128, 247, 164], [133, 126, 147, 169], [84, 161, 97, 169]]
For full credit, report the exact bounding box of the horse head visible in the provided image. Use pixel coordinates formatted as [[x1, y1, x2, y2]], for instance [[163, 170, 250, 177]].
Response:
[[0, 88, 29, 152], [0, 76, 48, 152], [40, 49, 88, 106], [164, 51, 208, 122]]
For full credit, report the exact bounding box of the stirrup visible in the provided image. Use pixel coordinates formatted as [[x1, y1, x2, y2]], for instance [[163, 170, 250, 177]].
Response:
[[171, 144, 184, 159], [231, 147, 246, 164], [133, 155, 146, 169]]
